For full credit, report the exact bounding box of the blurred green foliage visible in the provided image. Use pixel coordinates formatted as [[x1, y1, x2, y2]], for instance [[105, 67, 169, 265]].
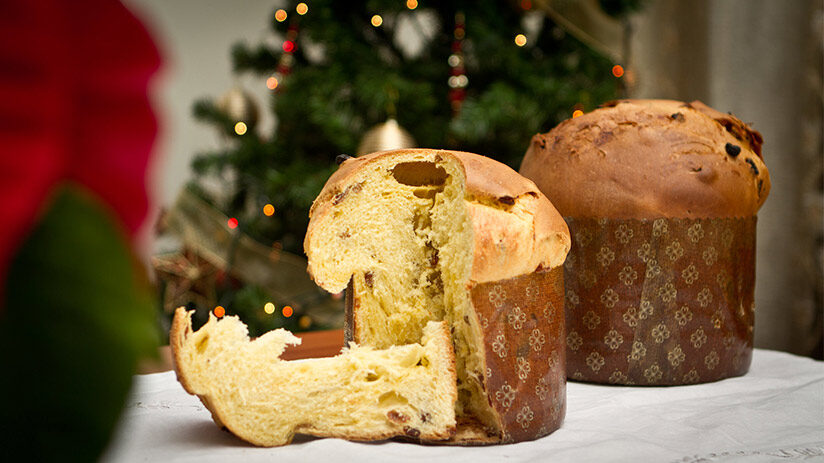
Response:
[[0, 187, 158, 461]]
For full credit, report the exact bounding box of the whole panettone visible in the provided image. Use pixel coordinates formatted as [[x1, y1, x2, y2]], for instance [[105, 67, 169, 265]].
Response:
[[305, 149, 570, 444], [519, 99, 769, 385]]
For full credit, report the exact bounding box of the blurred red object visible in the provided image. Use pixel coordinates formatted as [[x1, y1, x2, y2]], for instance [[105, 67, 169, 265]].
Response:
[[0, 0, 160, 306]]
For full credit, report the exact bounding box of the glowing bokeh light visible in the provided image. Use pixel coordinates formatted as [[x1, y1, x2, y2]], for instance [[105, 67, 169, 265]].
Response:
[[282, 305, 294, 317], [514, 34, 527, 47], [521, 0, 532, 9], [406, 0, 418, 9], [572, 109, 584, 118], [371, 15, 383, 27], [264, 302, 275, 314], [214, 306, 225, 318], [266, 77, 279, 90], [299, 315, 312, 329], [296, 3, 308, 15], [283, 40, 295, 53], [228, 217, 239, 229], [263, 204, 275, 216], [612, 64, 624, 78], [234, 122, 247, 135], [275, 9, 287, 22]]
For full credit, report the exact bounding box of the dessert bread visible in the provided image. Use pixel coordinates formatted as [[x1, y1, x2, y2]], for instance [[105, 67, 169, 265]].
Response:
[[170, 308, 457, 446], [519, 99, 770, 385], [305, 149, 571, 443]]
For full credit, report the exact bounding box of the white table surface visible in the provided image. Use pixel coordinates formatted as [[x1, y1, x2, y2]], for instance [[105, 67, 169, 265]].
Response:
[[103, 349, 824, 463]]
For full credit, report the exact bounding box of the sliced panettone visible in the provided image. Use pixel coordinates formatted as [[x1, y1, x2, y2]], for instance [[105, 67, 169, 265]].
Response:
[[171, 308, 457, 446], [305, 149, 571, 443]]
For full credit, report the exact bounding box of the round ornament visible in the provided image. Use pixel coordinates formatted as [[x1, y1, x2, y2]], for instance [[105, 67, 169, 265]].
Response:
[[217, 86, 260, 133], [356, 119, 416, 156]]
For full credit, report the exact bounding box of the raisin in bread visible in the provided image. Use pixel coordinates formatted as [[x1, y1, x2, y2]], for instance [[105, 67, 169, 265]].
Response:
[[305, 149, 571, 443]]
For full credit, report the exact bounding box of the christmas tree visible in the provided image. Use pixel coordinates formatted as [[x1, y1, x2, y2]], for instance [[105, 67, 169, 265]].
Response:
[[166, 0, 641, 335]]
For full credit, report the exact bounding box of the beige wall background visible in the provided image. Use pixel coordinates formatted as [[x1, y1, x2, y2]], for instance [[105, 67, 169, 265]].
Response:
[[126, 0, 824, 357], [124, 0, 278, 209]]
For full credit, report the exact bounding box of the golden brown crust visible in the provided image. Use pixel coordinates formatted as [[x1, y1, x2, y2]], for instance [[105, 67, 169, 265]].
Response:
[[519, 99, 770, 219], [305, 149, 570, 287], [169, 308, 227, 429], [170, 307, 194, 394]]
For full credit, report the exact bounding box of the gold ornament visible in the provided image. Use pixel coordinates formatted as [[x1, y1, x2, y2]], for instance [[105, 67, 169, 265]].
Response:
[[217, 86, 260, 132], [356, 119, 416, 156]]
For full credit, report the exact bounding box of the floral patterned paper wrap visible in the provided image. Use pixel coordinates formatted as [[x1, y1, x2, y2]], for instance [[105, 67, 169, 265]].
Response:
[[563, 217, 756, 385], [470, 266, 566, 443]]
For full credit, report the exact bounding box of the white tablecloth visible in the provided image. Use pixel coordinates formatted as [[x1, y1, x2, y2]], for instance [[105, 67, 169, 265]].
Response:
[[103, 349, 824, 462]]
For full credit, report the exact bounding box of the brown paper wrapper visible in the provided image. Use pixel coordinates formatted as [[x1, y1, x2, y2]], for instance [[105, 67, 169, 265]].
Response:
[[346, 266, 566, 444], [563, 217, 756, 385], [469, 266, 566, 443]]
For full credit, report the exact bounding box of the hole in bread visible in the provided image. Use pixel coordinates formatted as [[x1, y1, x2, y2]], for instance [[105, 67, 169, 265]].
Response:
[[392, 162, 448, 186], [365, 370, 380, 381], [378, 391, 410, 408], [196, 335, 209, 354], [413, 188, 439, 199]]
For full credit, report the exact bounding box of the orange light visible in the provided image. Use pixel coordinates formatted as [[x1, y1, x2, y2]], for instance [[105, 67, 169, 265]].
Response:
[[263, 204, 275, 216], [266, 77, 279, 90], [371, 15, 383, 27], [275, 9, 287, 22], [514, 34, 527, 47], [572, 110, 584, 118], [228, 218, 238, 229], [612, 64, 624, 78], [406, 0, 418, 9], [282, 305, 294, 317], [296, 3, 308, 15], [214, 306, 225, 318], [234, 122, 247, 135]]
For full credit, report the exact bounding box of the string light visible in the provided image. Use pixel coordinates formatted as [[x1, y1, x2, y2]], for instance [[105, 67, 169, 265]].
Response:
[[264, 302, 275, 314], [228, 217, 239, 229], [612, 64, 624, 78], [296, 3, 308, 15], [299, 315, 312, 329], [282, 305, 294, 317], [449, 12, 467, 114], [572, 109, 584, 118], [520, 0, 532, 9], [266, 76, 279, 90], [515, 34, 527, 47], [275, 25, 299, 81], [263, 204, 275, 216], [214, 306, 225, 318], [406, 0, 418, 9], [234, 121, 247, 135], [371, 15, 383, 27], [275, 9, 287, 22]]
